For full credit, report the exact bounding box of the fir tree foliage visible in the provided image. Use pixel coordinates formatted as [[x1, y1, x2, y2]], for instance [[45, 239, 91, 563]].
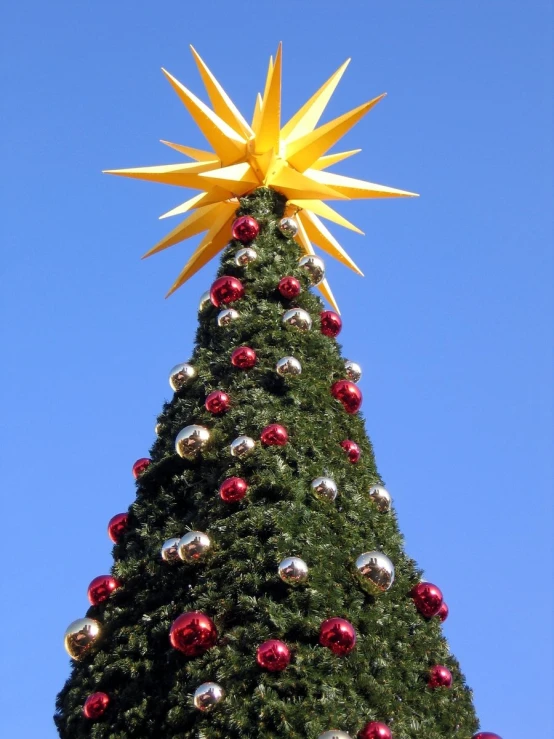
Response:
[[55, 188, 479, 738]]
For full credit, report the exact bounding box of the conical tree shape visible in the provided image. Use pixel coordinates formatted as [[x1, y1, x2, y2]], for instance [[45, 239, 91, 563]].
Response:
[[55, 188, 479, 739]]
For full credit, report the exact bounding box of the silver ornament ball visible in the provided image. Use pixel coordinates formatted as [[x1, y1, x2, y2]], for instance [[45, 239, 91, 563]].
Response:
[[198, 290, 211, 312], [282, 308, 312, 331], [175, 425, 210, 459], [318, 732, 353, 739], [311, 476, 338, 502], [169, 362, 196, 392], [344, 359, 362, 383], [155, 422, 163, 436], [161, 537, 181, 563], [355, 551, 395, 593], [234, 247, 258, 266], [178, 531, 212, 563], [276, 356, 302, 377], [230, 435, 256, 458], [278, 216, 299, 238], [369, 485, 392, 512], [193, 682, 225, 711], [217, 308, 239, 326], [298, 255, 325, 285], [278, 556, 309, 585]]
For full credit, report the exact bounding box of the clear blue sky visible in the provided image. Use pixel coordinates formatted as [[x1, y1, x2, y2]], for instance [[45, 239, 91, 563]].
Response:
[[1, 2, 551, 736]]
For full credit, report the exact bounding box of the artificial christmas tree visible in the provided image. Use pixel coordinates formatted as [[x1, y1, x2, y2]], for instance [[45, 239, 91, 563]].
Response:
[[55, 46, 500, 738]]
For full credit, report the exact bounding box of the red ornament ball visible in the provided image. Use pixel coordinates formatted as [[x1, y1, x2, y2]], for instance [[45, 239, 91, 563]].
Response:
[[132, 457, 151, 479], [107, 513, 128, 544], [210, 276, 245, 308], [411, 582, 444, 618], [437, 601, 449, 622], [260, 424, 288, 446], [319, 617, 356, 656], [278, 276, 301, 299], [331, 380, 362, 414], [219, 476, 248, 503], [428, 665, 452, 689], [340, 440, 361, 464], [205, 390, 231, 415], [473, 734, 502, 739], [169, 612, 218, 657], [87, 575, 120, 606], [232, 215, 260, 244], [358, 722, 393, 739], [256, 639, 291, 671], [320, 310, 342, 337], [83, 692, 110, 720], [231, 346, 257, 369]]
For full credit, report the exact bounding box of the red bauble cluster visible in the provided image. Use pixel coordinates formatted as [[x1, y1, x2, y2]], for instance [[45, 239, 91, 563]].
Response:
[[219, 477, 248, 503], [169, 612, 218, 657], [256, 639, 291, 671], [260, 424, 288, 446], [132, 457, 151, 479], [358, 722, 393, 739], [340, 439, 360, 464], [83, 692, 110, 720], [210, 276, 245, 308], [319, 617, 356, 656], [411, 582, 444, 618], [205, 390, 231, 415], [331, 380, 362, 414], [278, 276, 301, 299], [232, 215, 259, 244], [87, 575, 120, 606], [428, 664, 452, 689], [107, 513, 128, 544], [320, 310, 342, 337], [231, 346, 257, 369], [437, 601, 449, 622]]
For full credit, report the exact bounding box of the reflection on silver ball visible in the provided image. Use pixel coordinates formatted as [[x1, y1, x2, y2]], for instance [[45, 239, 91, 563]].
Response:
[[161, 537, 181, 563], [278, 556, 309, 584], [311, 476, 338, 502], [155, 422, 163, 436], [175, 425, 210, 459], [369, 485, 392, 512], [355, 551, 395, 593], [230, 435, 256, 458], [199, 290, 211, 312], [234, 247, 258, 266], [282, 308, 312, 331], [278, 217, 299, 238], [193, 682, 225, 711], [276, 356, 302, 376], [169, 362, 196, 391], [217, 308, 239, 326], [178, 531, 212, 563], [344, 360, 362, 383], [298, 255, 325, 285], [318, 732, 353, 739]]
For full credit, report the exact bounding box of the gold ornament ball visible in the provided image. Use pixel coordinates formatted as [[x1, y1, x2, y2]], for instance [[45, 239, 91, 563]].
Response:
[[276, 356, 302, 376], [278, 556, 309, 584], [175, 425, 210, 459], [355, 551, 395, 594], [178, 531, 212, 563], [169, 362, 196, 392], [282, 308, 312, 331], [193, 682, 225, 711], [161, 537, 181, 563], [298, 255, 325, 285], [369, 485, 392, 512], [199, 290, 211, 311], [278, 216, 299, 238], [234, 247, 258, 266], [230, 435, 256, 458], [344, 359, 362, 383], [311, 476, 338, 502], [217, 308, 240, 326], [64, 618, 102, 660]]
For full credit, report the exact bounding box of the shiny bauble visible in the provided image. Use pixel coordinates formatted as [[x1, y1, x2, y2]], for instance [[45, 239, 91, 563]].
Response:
[[169, 362, 196, 391], [331, 380, 362, 414], [276, 356, 302, 376], [232, 215, 259, 243], [107, 512, 128, 544], [344, 359, 362, 383], [132, 457, 151, 479], [175, 425, 210, 459], [282, 308, 312, 331], [411, 582, 444, 618], [311, 476, 338, 502], [355, 551, 395, 593], [205, 390, 231, 415], [472, 734, 502, 739], [278, 276, 301, 299], [369, 485, 392, 513], [178, 531, 212, 563], [198, 290, 211, 312], [358, 722, 392, 739], [219, 476, 248, 502], [193, 682, 225, 711], [169, 611, 218, 656], [278, 216, 299, 238], [260, 424, 288, 446], [64, 618, 102, 660], [231, 346, 257, 369], [256, 639, 291, 671], [210, 276, 245, 308], [155, 422, 163, 436], [320, 310, 342, 338], [87, 575, 120, 606], [83, 692, 110, 720], [340, 439, 360, 464], [298, 254, 325, 285], [161, 537, 182, 563], [230, 435, 256, 458], [278, 556, 309, 585], [428, 664, 452, 689], [437, 601, 449, 622], [217, 308, 239, 326], [234, 247, 258, 266], [319, 617, 356, 656], [318, 732, 353, 739]]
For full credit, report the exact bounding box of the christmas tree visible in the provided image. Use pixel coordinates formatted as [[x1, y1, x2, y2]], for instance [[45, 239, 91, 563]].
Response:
[[55, 46, 500, 739]]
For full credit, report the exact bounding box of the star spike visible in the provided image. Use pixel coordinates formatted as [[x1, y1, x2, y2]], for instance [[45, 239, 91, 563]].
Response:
[[103, 160, 219, 187], [298, 210, 364, 275], [143, 203, 223, 258], [311, 149, 361, 170], [254, 43, 282, 153], [306, 169, 419, 199], [288, 199, 364, 234], [199, 161, 261, 194], [267, 163, 347, 201], [294, 215, 341, 313], [159, 140, 220, 162], [160, 190, 236, 220]]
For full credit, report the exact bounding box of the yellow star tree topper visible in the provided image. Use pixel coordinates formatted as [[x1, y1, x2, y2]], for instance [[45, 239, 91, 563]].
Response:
[[105, 44, 417, 311]]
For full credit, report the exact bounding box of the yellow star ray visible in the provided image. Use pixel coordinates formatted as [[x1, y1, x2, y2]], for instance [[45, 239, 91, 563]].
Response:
[[105, 45, 417, 304]]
